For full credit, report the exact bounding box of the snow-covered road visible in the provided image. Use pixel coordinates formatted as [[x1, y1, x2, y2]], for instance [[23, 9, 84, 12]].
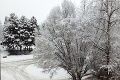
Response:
[[1, 57, 70, 80], [1, 59, 41, 80], [1, 59, 35, 68], [1, 48, 70, 80]]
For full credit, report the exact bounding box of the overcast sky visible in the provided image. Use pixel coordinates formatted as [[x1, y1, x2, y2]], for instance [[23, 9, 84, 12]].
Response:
[[0, 0, 80, 24]]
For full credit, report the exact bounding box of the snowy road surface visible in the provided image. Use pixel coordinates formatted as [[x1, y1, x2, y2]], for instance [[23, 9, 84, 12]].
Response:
[[1, 49, 70, 80], [1, 59, 41, 80], [1, 55, 70, 80]]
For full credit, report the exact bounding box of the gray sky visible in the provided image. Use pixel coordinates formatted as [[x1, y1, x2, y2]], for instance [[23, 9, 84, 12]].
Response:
[[0, 0, 80, 24]]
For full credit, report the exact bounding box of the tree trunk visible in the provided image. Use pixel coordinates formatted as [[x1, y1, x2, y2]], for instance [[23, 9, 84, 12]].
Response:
[[106, 54, 110, 65], [71, 72, 82, 80], [72, 75, 77, 80], [77, 72, 81, 80]]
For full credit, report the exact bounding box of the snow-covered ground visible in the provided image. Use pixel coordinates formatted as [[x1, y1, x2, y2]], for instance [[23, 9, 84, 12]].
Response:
[[1, 49, 71, 80], [25, 65, 70, 80], [1, 54, 33, 62], [0, 46, 94, 80]]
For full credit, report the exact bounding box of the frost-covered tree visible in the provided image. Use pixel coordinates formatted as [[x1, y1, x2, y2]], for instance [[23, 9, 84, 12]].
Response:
[[97, 0, 120, 79], [33, 0, 91, 80], [2, 13, 37, 55], [80, 0, 120, 79], [2, 13, 19, 51], [33, 0, 120, 80]]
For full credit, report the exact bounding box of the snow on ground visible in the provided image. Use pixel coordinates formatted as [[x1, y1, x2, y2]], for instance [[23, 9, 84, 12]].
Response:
[[1, 49, 71, 80], [0, 46, 33, 62], [1, 54, 33, 62], [0, 45, 9, 56], [25, 64, 70, 80]]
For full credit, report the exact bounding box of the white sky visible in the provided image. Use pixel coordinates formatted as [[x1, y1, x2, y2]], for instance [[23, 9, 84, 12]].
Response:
[[0, 0, 80, 24]]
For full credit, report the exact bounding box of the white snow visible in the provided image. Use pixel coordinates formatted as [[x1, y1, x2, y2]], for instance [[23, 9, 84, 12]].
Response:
[[1, 50, 71, 80], [81, 75, 93, 80], [0, 45, 9, 57], [28, 38, 32, 42], [0, 45, 33, 62], [1, 54, 33, 62], [25, 65, 70, 80]]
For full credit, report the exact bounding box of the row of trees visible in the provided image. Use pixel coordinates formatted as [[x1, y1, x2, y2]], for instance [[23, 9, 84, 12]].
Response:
[[33, 0, 120, 80], [1, 13, 38, 54]]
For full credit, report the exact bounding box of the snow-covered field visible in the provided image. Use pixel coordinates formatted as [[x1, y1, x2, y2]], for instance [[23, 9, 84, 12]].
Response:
[[1, 49, 71, 80]]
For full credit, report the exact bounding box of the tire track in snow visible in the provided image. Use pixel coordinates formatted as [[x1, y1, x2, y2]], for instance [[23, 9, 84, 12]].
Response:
[[1, 59, 40, 80], [1, 59, 71, 80]]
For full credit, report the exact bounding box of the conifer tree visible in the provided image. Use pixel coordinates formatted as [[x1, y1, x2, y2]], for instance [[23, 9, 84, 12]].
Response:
[[2, 13, 38, 55]]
